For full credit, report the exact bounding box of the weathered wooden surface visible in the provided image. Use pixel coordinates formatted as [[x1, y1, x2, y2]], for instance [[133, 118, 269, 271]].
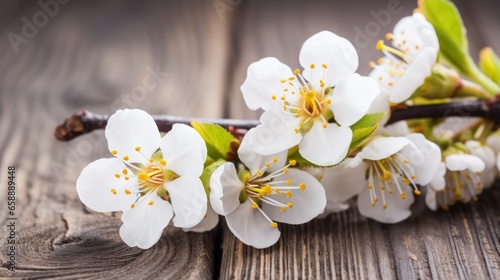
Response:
[[1, 0, 500, 279]]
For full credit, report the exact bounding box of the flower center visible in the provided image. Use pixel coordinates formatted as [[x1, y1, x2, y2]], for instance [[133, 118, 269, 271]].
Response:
[[271, 64, 332, 134], [366, 153, 420, 209], [436, 170, 483, 210], [110, 147, 175, 208], [241, 159, 306, 228]]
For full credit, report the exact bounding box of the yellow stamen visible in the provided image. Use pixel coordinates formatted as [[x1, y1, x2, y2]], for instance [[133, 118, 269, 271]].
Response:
[[160, 159, 166, 167], [122, 169, 128, 175], [310, 64, 315, 69], [125, 189, 131, 195], [272, 157, 278, 163], [401, 192, 406, 199], [244, 173, 251, 180], [283, 168, 289, 174], [322, 64, 328, 69], [252, 202, 258, 209], [294, 69, 300, 75], [135, 146, 141, 152], [130, 203, 135, 208], [110, 188, 117, 195], [287, 203, 293, 208], [111, 150, 118, 155], [289, 160, 297, 166], [299, 183, 306, 190], [286, 179, 292, 185], [123, 155, 129, 161], [271, 222, 278, 228], [148, 200, 154, 206], [272, 95, 277, 100], [114, 174, 120, 179], [286, 191, 292, 198], [138, 173, 149, 180]]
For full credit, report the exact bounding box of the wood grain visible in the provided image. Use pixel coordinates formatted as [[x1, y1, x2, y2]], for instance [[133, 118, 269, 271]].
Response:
[[0, 0, 229, 278], [1, 0, 500, 279], [220, 0, 500, 279]]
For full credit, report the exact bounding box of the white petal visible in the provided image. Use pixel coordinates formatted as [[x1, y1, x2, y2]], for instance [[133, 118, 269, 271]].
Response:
[[209, 162, 244, 216], [466, 141, 496, 170], [360, 137, 408, 161], [445, 154, 485, 172], [402, 133, 442, 186], [330, 74, 380, 126], [299, 31, 358, 88], [379, 121, 410, 137], [357, 181, 414, 223], [106, 109, 161, 165], [262, 169, 326, 224], [238, 128, 288, 175], [425, 189, 438, 211], [240, 57, 294, 111], [367, 92, 391, 127], [497, 154, 500, 173], [299, 122, 352, 166], [225, 200, 281, 249], [119, 196, 173, 249], [165, 174, 207, 228], [183, 202, 219, 233], [429, 162, 446, 191], [486, 134, 500, 154], [248, 110, 302, 156], [321, 158, 366, 203], [76, 158, 138, 213], [161, 124, 207, 177], [392, 13, 438, 58], [390, 48, 436, 103]]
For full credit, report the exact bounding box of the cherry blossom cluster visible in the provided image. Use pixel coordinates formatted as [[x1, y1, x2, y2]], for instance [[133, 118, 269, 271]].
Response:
[[75, 9, 500, 249]]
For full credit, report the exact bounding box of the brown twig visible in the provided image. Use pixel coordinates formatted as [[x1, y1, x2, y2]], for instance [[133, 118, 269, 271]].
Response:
[[54, 100, 500, 141]]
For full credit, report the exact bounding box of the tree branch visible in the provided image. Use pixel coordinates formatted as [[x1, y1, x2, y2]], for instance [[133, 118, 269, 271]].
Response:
[[54, 100, 500, 141]]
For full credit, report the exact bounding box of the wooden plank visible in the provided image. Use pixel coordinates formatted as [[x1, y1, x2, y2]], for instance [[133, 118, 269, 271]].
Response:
[[0, 0, 230, 278], [221, 0, 500, 279]]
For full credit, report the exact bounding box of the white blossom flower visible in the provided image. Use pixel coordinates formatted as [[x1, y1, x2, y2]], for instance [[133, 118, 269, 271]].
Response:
[[466, 141, 496, 188], [486, 133, 500, 173], [348, 133, 441, 223], [426, 154, 485, 211], [76, 109, 208, 249], [241, 31, 379, 166], [369, 12, 439, 103], [209, 129, 326, 248]]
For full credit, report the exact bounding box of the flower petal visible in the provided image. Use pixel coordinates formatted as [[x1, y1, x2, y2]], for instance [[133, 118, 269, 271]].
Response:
[[183, 202, 219, 233], [390, 47, 436, 103], [321, 158, 366, 204], [161, 124, 207, 177], [209, 162, 244, 216], [262, 169, 326, 224], [106, 109, 161, 165], [299, 31, 358, 88], [429, 162, 446, 191], [360, 136, 409, 161], [425, 189, 438, 211], [402, 133, 442, 186], [241, 57, 294, 111], [76, 158, 138, 213], [247, 110, 302, 156], [367, 91, 391, 127], [225, 200, 281, 249], [238, 128, 288, 174], [445, 154, 485, 172], [119, 195, 173, 249], [357, 181, 414, 223], [392, 13, 439, 58], [299, 121, 352, 166], [165, 174, 207, 228], [330, 74, 380, 126]]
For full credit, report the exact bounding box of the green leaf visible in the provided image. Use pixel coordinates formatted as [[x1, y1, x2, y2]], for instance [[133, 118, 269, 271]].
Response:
[[200, 159, 227, 195], [479, 47, 500, 85], [191, 122, 239, 166], [287, 149, 323, 168], [418, 0, 500, 93], [349, 112, 385, 151]]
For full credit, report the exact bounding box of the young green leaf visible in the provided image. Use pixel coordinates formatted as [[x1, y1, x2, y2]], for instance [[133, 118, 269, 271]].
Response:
[[418, 0, 500, 93], [479, 47, 500, 85], [200, 159, 227, 195], [349, 112, 385, 151], [191, 122, 239, 166]]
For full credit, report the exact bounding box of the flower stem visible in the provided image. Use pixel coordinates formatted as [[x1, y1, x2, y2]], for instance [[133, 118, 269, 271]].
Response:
[[54, 99, 500, 141]]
